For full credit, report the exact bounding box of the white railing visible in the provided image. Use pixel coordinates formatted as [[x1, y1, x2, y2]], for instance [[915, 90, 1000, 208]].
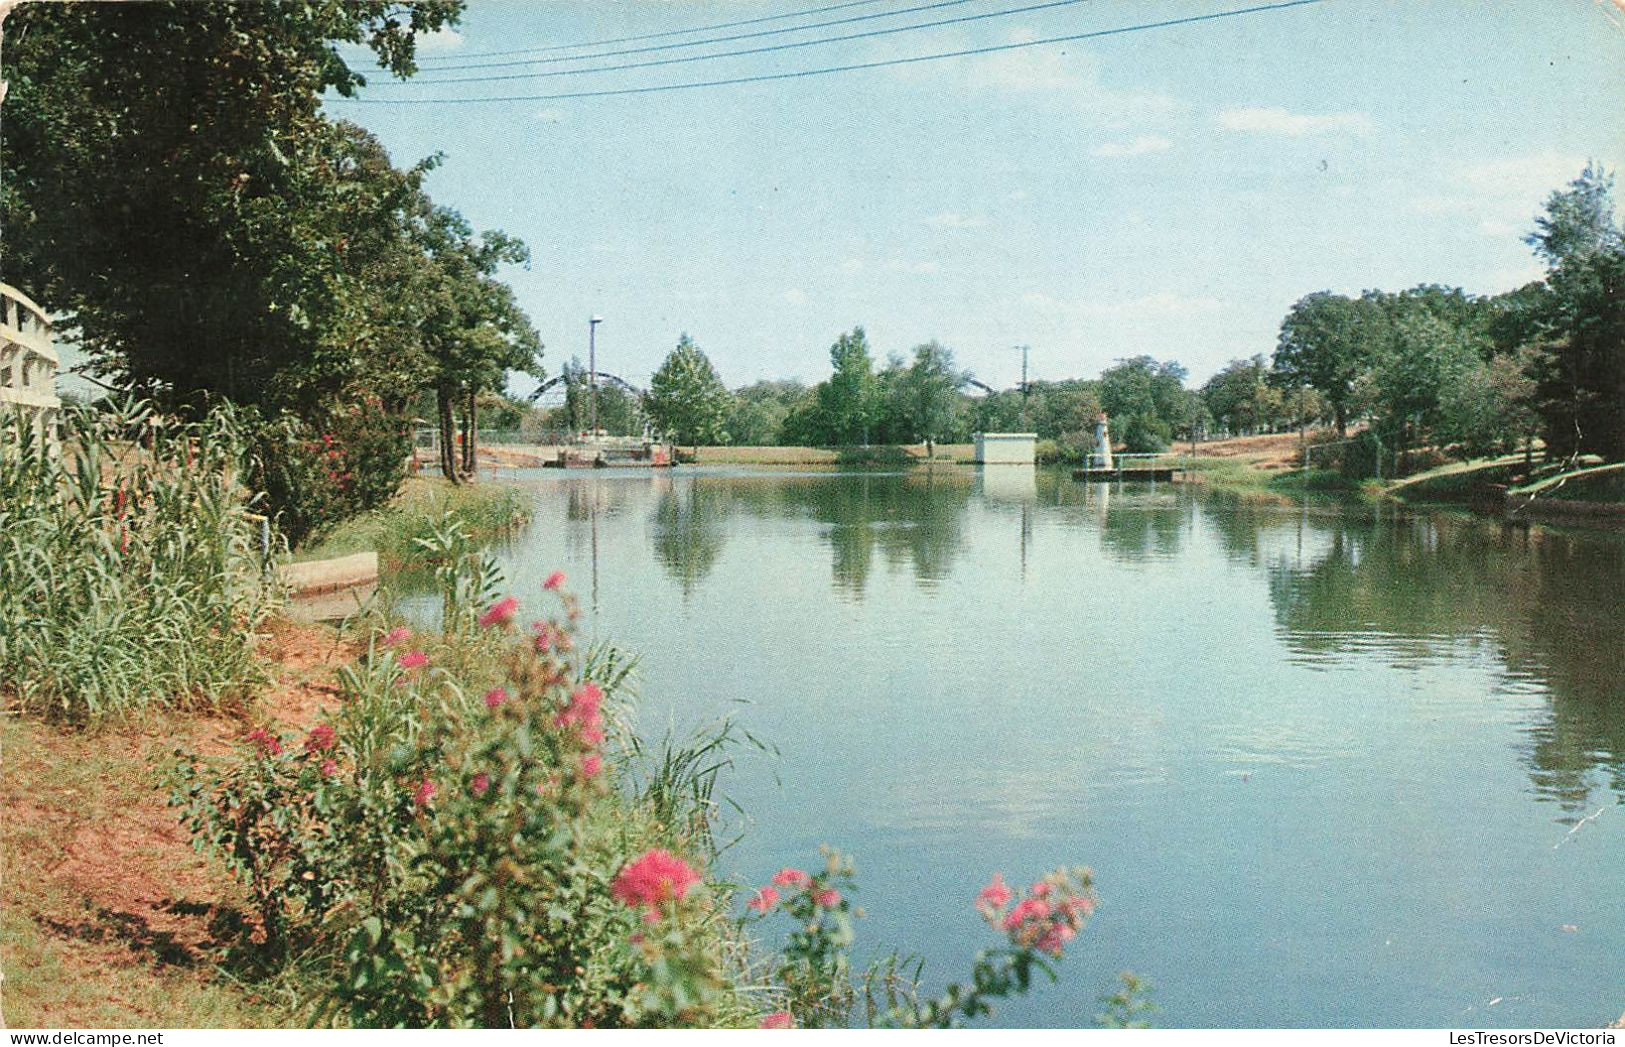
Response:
[[0, 282, 59, 446]]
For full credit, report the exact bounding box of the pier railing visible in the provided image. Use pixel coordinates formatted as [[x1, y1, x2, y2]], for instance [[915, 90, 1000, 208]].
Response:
[[0, 282, 60, 446]]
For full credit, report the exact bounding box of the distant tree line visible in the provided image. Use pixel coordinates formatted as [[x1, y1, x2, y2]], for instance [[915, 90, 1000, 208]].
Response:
[[634, 163, 1622, 475]]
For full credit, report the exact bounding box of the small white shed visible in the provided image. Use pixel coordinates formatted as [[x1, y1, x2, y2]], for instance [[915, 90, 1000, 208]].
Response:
[[973, 432, 1036, 465]]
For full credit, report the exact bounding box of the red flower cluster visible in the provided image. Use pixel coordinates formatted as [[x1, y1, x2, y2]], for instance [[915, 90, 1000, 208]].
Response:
[[413, 778, 437, 809], [770, 868, 811, 890], [758, 1011, 794, 1029], [483, 687, 509, 709], [478, 596, 519, 629], [611, 848, 702, 922], [543, 570, 566, 591], [382, 626, 411, 648], [977, 873, 1096, 958], [470, 772, 491, 797], [304, 723, 336, 755], [245, 727, 282, 757], [746, 886, 780, 914], [398, 650, 429, 671], [532, 621, 573, 654], [555, 682, 604, 745]]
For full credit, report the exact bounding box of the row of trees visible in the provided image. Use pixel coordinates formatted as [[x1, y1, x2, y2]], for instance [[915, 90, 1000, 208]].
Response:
[[2, 1, 541, 541], [1261, 163, 1623, 469], [636, 331, 1206, 457]]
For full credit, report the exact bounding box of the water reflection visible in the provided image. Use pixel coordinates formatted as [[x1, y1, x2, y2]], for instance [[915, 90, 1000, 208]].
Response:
[[1263, 508, 1625, 816], [724, 469, 974, 597], [464, 466, 1625, 1026]]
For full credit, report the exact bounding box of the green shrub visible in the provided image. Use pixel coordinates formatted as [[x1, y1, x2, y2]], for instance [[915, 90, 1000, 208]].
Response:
[[250, 391, 413, 548], [0, 397, 278, 721]]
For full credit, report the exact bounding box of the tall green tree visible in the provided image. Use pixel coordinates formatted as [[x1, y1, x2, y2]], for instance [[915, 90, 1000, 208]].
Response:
[[415, 207, 542, 482], [1522, 163, 1625, 461], [1099, 356, 1189, 452], [1272, 292, 1378, 435], [817, 327, 879, 445], [896, 341, 969, 458], [646, 335, 732, 454], [1, 0, 462, 408]]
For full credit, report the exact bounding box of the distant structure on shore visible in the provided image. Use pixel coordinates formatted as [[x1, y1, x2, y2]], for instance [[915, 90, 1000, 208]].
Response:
[[973, 432, 1036, 464], [0, 282, 61, 446]]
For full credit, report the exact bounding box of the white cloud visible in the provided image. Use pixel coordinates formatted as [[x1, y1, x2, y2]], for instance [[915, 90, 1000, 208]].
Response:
[[416, 27, 464, 53], [1405, 150, 1588, 237], [922, 211, 988, 230], [1215, 106, 1374, 137], [1092, 135, 1173, 158], [897, 32, 1182, 128], [783, 289, 808, 305], [534, 108, 567, 124]]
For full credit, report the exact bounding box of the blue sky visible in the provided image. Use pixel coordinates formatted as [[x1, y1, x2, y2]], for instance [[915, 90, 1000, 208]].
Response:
[[326, 0, 1625, 395]]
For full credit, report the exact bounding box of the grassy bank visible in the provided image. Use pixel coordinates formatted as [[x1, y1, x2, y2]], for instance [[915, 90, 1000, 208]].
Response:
[[289, 476, 530, 567]]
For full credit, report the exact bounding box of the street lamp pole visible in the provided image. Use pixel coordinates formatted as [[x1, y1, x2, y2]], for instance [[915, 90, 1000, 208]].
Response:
[[588, 315, 603, 437]]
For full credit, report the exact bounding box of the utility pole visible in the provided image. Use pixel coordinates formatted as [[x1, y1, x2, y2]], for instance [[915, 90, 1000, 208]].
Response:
[[1014, 344, 1031, 427], [588, 315, 603, 437]]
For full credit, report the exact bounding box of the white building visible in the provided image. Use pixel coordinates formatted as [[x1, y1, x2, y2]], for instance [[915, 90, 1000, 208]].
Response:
[[0, 282, 60, 446]]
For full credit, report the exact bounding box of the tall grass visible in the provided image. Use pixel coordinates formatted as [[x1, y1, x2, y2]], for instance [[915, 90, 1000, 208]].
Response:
[[0, 398, 279, 721], [289, 477, 529, 567]]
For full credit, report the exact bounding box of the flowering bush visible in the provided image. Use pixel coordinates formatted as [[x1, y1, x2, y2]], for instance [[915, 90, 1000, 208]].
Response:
[[249, 390, 412, 547], [171, 563, 1120, 1028], [728, 853, 1097, 1029]]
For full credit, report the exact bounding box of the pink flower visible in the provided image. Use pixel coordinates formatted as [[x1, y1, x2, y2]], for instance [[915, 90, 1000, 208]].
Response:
[[611, 849, 702, 919], [976, 873, 1012, 917], [484, 687, 509, 709], [245, 728, 282, 757], [478, 596, 519, 628], [319, 759, 339, 778], [747, 886, 780, 914], [398, 650, 429, 670], [770, 868, 811, 890], [815, 888, 842, 908], [1030, 880, 1053, 899], [413, 778, 437, 808], [1002, 897, 1051, 933], [758, 1011, 794, 1029], [471, 772, 490, 796], [580, 753, 603, 779], [382, 626, 410, 647], [303, 723, 336, 755], [543, 570, 566, 591], [555, 682, 605, 741], [1036, 923, 1077, 957]]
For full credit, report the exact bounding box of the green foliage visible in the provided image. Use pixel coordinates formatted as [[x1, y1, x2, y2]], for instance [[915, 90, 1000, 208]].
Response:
[[0, 398, 278, 721], [1097, 972, 1158, 1028], [727, 380, 809, 446], [252, 391, 413, 547], [1099, 356, 1193, 452], [1273, 292, 1379, 434], [817, 328, 880, 445], [894, 341, 971, 454], [646, 335, 733, 449]]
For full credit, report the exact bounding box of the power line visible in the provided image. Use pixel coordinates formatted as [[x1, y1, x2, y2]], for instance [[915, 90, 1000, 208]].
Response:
[[416, 0, 979, 73], [329, 0, 1326, 106], [417, 0, 899, 61], [393, 0, 1096, 86]]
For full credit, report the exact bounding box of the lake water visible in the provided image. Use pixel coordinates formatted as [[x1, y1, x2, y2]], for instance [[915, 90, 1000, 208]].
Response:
[[461, 466, 1624, 1028]]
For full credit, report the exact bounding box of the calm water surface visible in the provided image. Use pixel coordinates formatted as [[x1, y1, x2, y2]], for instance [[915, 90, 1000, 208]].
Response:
[[458, 466, 1623, 1028]]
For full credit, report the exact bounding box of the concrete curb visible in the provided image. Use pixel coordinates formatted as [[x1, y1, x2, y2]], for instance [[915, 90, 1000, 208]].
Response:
[[278, 551, 379, 597]]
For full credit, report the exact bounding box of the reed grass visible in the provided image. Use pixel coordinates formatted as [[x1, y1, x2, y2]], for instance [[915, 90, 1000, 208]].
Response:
[[0, 398, 278, 722]]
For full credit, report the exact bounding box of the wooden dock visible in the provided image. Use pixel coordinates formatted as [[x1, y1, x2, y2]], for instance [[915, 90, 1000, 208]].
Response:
[[1072, 467, 1178, 482]]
